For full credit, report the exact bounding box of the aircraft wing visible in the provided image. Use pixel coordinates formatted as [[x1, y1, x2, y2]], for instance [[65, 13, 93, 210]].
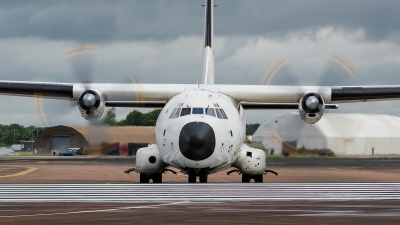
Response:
[[0, 80, 400, 108]]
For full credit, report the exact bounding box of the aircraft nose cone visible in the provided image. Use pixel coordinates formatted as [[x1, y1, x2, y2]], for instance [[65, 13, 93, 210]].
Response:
[[189, 135, 205, 149], [179, 122, 215, 161]]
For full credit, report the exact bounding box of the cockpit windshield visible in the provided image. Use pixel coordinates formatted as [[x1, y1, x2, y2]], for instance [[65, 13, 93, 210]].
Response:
[[192, 108, 204, 114], [180, 108, 191, 116], [205, 108, 216, 117], [169, 106, 227, 119]]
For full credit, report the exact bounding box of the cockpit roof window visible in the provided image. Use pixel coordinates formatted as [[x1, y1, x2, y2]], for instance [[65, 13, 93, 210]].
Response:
[[180, 108, 191, 117], [220, 108, 228, 119], [192, 108, 204, 114], [169, 108, 181, 119], [205, 108, 216, 117], [215, 108, 223, 119]]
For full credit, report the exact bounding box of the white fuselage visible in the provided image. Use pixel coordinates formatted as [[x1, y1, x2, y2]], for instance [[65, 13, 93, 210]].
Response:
[[155, 89, 246, 173]]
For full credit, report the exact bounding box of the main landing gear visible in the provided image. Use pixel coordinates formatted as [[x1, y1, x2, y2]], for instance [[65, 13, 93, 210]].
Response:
[[140, 173, 162, 183], [227, 169, 278, 183], [187, 168, 209, 183], [124, 168, 177, 183], [241, 174, 263, 183]]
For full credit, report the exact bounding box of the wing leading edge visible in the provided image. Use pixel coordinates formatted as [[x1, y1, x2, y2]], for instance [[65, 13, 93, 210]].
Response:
[[0, 80, 400, 107]]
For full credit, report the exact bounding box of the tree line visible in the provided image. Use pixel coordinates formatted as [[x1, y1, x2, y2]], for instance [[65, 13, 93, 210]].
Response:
[[102, 108, 162, 126], [0, 124, 45, 147]]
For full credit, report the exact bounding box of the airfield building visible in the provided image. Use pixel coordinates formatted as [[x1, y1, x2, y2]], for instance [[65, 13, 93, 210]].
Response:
[[253, 113, 400, 155], [33, 125, 155, 155]]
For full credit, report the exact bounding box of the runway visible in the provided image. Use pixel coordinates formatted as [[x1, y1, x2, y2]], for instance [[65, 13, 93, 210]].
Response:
[[1, 183, 400, 202]]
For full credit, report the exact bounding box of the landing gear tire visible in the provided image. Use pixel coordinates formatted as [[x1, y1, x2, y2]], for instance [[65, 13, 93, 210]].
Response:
[[152, 173, 162, 183], [188, 169, 197, 183], [242, 174, 251, 183], [199, 168, 209, 183], [242, 174, 263, 183], [254, 174, 263, 183], [140, 173, 162, 183], [187, 168, 209, 183], [140, 173, 149, 183]]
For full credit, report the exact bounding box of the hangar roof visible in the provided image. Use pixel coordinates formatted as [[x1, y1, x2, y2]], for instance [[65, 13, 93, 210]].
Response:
[[255, 112, 400, 138], [68, 126, 156, 144]]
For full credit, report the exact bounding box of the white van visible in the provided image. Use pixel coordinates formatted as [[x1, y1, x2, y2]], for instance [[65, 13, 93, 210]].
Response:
[[68, 148, 80, 154]]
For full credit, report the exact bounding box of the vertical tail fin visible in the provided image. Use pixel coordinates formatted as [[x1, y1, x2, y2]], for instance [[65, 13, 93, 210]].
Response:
[[202, 0, 215, 84]]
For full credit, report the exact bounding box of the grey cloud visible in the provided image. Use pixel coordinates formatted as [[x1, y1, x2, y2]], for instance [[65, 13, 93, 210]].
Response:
[[0, 1, 400, 42], [1, 1, 400, 126]]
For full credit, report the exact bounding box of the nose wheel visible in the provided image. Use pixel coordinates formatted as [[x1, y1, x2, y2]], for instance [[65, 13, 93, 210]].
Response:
[[188, 168, 209, 183]]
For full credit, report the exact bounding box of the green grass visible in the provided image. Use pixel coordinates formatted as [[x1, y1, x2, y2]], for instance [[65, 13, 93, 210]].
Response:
[[6, 151, 50, 156]]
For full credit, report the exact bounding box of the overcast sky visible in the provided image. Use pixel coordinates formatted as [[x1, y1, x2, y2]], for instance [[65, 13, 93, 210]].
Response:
[[1, 0, 400, 126]]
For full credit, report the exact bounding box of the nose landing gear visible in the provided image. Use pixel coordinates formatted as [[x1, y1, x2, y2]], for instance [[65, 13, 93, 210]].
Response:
[[187, 168, 209, 183]]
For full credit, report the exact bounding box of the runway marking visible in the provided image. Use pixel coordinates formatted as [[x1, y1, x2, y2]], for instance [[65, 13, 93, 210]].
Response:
[[0, 167, 38, 178], [0, 201, 189, 218], [1, 183, 400, 202]]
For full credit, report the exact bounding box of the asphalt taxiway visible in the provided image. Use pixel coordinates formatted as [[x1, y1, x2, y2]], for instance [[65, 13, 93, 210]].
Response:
[[1, 157, 400, 224]]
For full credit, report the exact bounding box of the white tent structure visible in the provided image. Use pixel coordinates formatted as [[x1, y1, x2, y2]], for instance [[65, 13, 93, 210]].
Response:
[[252, 112, 400, 155]]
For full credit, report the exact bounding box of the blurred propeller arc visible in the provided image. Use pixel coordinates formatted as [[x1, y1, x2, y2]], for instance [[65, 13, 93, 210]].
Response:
[[33, 44, 115, 155], [259, 52, 363, 156]]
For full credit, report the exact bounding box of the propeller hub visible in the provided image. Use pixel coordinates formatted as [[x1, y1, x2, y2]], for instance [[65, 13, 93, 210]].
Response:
[[305, 96, 319, 110], [82, 93, 96, 107]]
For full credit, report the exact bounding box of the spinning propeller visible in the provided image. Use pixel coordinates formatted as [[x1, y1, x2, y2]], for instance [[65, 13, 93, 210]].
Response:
[[258, 52, 364, 155]]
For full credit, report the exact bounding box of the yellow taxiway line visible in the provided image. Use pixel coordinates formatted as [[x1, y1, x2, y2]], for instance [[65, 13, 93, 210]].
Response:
[[0, 167, 38, 178], [0, 201, 190, 218]]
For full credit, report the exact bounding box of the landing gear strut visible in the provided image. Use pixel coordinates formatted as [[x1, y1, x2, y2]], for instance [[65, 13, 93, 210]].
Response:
[[187, 168, 209, 183]]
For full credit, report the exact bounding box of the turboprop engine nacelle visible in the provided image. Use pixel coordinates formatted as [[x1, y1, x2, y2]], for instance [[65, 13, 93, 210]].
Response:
[[299, 92, 325, 124], [232, 144, 266, 175], [78, 90, 105, 120], [136, 145, 166, 174]]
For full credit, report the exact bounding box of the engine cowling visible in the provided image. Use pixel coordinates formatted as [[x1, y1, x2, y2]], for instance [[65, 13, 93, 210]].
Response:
[[299, 92, 325, 124], [78, 90, 105, 120], [136, 145, 166, 174], [232, 144, 266, 175]]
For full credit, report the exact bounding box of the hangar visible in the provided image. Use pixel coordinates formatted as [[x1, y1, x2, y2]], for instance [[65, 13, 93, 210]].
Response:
[[252, 113, 400, 156], [33, 125, 155, 155]]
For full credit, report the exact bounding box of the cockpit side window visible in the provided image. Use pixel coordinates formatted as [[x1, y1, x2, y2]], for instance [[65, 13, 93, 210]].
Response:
[[205, 108, 216, 117], [180, 108, 191, 116], [215, 108, 223, 119], [220, 109, 228, 119], [169, 108, 177, 118], [169, 108, 181, 119], [192, 108, 204, 114]]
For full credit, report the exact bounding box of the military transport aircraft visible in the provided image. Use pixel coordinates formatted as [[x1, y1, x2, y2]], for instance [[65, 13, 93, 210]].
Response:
[[1, 0, 399, 183]]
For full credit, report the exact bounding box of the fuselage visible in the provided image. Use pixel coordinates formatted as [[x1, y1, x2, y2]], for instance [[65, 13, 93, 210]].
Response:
[[155, 89, 246, 173]]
